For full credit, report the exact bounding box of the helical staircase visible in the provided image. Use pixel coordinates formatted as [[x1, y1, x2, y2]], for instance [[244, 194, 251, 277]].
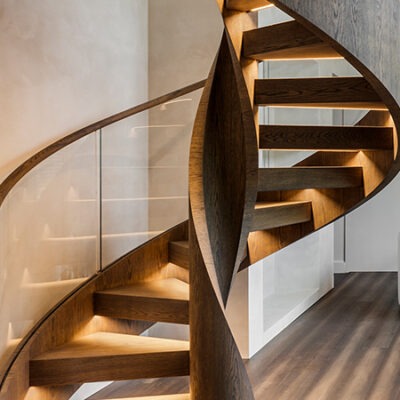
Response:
[[1, 0, 400, 399]]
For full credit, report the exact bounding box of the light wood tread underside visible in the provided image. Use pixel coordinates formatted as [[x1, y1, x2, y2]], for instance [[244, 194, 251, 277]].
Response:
[[94, 278, 189, 324], [258, 166, 363, 191], [252, 201, 312, 231], [259, 124, 394, 150], [243, 20, 340, 60], [226, 0, 271, 12], [254, 77, 386, 109], [169, 241, 189, 270], [30, 332, 190, 386]]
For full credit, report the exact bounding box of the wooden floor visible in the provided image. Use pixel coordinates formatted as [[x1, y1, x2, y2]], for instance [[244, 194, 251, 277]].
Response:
[[248, 272, 400, 400], [88, 273, 400, 400]]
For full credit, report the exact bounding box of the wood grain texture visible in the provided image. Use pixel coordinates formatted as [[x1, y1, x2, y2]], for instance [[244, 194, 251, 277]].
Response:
[[295, 111, 394, 197], [2, 1, 400, 399], [243, 21, 339, 60], [272, 0, 400, 177], [189, 215, 255, 400], [252, 201, 312, 231], [255, 77, 385, 109], [0, 222, 188, 399], [94, 278, 189, 324], [0, 81, 205, 209], [248, 222, 314, 264], [222, 2, 259, 147], [189, 29, 258, 305], [30, 332, 189, 386], [258, 167, 363, 191], [87, 376, 190, 399], [259, 124, 394, 151], [226, 0, 271, 12], [168, 241, 189, 270], [85, 273, 400, 400], [247, 273, 400, 400], [355, 111, 395, 196]]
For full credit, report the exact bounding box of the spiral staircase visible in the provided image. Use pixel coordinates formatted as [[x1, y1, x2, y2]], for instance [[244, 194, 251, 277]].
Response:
[[1, 1, 400, 399]]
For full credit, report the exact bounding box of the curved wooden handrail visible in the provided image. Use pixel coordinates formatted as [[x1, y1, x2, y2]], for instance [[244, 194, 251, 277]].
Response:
[[0, 79, 206, 207]]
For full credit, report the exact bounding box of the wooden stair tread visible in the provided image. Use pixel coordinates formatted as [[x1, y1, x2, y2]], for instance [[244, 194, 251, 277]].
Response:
[[252, 201, 312, 231], [30, 332, 189, 386], [259, 124, 394, 150], [169, 241, 189, 270], [32, 332, 189, 360], [94, 279, 189, 324], [258, 166, 363, 191], [255, 77, 386, 109], [95, 279, 189, 302], [226, 0, 272, 12], [243, 21, 340, 60]]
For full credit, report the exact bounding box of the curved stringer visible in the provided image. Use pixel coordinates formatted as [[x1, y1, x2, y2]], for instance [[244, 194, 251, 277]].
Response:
[[189, 0, 400, 398], [189, 28, 258, 399]]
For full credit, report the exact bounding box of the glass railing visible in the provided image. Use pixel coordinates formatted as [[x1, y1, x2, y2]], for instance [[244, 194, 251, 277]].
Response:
[[0, 83, 203, 376], [100, 90, 201, 266], [0, 134, 99, 367]]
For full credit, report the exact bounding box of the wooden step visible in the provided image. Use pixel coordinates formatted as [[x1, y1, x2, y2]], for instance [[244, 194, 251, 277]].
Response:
[[243, 21, 340, 60], [169, 241, 189, 270], [254, 77, 385, 109], [259, 125, 394, 151], [94, 278, 189, 324], [30, 332, 189, 386], [258, 167, 363, 191], [226, 0, 272, 12], [252, 201, 312, 231], [103, 396, 190, 400]]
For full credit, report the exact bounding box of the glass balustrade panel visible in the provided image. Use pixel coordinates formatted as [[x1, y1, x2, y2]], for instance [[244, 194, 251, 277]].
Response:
[[101, 89, 202, 267], [0, 134, 100, 371]]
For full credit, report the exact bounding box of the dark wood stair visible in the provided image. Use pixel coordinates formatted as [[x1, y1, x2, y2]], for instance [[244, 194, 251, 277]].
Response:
[[252, 201, 312, 231], [168, 241, 189, 270], [243, 21, 340, 60], [259, 124, 394, 151], [254, 77, 386, 109], [258, 166, 363, 191], [94, 278, 189, 324], [29, 332, 190, 386]]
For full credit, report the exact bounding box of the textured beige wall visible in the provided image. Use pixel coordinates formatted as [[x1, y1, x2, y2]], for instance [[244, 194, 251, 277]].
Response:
[[0, 0, 148, 182], [148, 0, 222, 97], [148, 0, 223, 231]]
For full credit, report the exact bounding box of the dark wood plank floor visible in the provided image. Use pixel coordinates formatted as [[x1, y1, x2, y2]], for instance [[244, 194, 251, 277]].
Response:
[[247, 272, 400, 400], [88, 273, 400, 400]]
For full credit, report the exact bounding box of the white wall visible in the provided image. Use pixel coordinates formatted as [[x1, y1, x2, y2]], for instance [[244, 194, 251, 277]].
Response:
[[148, 0, 223, 97], [147, 1, 222, 230], [0, 0, 148, 182], [344, 180, 400, 272]]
